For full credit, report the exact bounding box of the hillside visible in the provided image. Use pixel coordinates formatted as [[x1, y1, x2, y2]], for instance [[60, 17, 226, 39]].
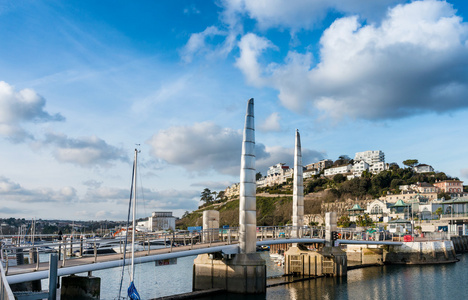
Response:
[[176, 166, 465, 229]]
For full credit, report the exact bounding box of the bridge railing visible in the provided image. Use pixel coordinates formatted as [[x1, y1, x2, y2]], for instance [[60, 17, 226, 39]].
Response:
[[440, 213, 468, 219], [0, 258, 14, 300]]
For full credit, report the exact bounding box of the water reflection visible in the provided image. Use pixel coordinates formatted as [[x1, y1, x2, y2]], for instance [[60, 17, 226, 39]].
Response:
[[267, 255, 466, 300], [68, 251, 467, 300]]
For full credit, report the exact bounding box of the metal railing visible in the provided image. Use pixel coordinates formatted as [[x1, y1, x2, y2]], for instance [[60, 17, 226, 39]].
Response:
[[0, 259, 14, 300]]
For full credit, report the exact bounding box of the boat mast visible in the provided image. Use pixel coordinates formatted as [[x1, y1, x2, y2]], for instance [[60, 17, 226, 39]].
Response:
[[131, 148, 138, 282]]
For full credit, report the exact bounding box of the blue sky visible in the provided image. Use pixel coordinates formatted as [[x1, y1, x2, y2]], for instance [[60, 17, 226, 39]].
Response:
[[1, 0, 467, 221]]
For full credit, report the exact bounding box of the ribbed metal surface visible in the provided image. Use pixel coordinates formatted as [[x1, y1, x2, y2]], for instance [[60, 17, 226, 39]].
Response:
[[292, 129, 304, 237], [239, 98, 256, 254]]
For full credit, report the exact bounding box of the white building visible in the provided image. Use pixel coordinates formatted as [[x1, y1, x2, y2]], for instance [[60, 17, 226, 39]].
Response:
[[354, 150, 385, 165], [267, 163, 289, 176], [413, 164, 434, 173], [137, 211, 176, 231], [369, 162, 387, 174], [324, 164, 352, 177], [305, 159, 333, 172], [304, 168, 320, 179], [225, 183, 240, 197], [257, 163, 293, 187], [352, 161, 369, 176]]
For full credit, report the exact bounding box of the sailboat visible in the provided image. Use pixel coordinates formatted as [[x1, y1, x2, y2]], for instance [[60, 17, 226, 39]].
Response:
[[117, 148, 141, 300]]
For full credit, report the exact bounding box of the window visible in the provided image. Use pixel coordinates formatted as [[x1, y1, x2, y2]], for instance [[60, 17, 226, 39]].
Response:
[[371, 205, 383, 214]]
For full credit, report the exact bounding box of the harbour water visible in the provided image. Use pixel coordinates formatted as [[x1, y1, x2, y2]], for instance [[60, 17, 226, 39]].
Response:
[[83, 252, 467, 300]]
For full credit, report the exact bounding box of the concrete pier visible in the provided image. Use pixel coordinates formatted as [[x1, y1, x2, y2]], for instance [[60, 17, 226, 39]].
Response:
[[384, 240, 458, 264], [285, 212, 347, 277], [193, 98, 265, 294], [192, 253, 266, 293], [202, 210, 219, 243]]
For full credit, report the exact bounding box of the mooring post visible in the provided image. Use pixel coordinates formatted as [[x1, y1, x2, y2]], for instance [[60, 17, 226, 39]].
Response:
[[35, 247, 40, 271], [62, 241, 67, 267], [48, 253, 58, 300], [94, 242, 97, 263]]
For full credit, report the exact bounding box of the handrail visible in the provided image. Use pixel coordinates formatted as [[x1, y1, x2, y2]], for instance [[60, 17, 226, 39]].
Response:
[[0, 259, 14, 300]]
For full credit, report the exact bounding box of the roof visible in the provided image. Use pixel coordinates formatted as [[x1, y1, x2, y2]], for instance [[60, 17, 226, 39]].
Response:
[[440, 198, 468, 204], [435, 180, 463, 183], [347, 204, 364, 211], [391, 199, 410, 207]]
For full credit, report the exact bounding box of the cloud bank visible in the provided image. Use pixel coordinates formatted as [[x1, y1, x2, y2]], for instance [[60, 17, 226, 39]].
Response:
[[0, 176, 77, 203], [148, 122, 324, 175], [42, 132, 128, 167]]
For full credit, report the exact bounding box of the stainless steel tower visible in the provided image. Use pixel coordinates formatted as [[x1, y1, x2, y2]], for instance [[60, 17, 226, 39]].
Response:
[[239, 98, 256, 254], [292, 129, 304, 237]]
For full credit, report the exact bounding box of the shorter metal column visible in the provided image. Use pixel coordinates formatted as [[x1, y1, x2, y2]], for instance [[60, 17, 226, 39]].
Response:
[[48, 253, 58, 300]]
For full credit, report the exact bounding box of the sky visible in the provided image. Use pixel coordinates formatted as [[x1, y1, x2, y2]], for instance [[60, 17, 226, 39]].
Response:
[[1, 0, 468, 221]]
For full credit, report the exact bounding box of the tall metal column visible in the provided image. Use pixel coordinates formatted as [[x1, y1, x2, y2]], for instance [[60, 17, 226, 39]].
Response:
[[292, 129, 304, 238], [239, 98, 256, 254]]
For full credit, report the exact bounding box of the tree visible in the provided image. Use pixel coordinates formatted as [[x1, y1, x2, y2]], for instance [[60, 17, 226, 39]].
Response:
[[389, 162, 399, 170], [434, 207, 443, 218], [403, 159, 419, 168], [216, 191, 227, 202], [437, 192, 451, 200], [256, 172, 263, 181], [334, 155, 351, 166], [200, 188, 214, 204], [337, 215, 351, 227], [356, 214, 373, 227], [333, 174, 345, 184]]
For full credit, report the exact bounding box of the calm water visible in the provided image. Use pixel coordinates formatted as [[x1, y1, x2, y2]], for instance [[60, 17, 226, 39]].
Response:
[[79, 253, 468, 300]]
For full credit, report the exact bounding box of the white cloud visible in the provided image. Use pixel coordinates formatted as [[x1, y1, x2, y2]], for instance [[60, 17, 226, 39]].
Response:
[[181, 26, 231, 63], [147, 122, 246, 175], [235, 33, 276, 87], [190, 180, 234, 190], [237, 0, 403, 31], [0, 81, 64, 142], [0, 176, 77, 203], [148, 121, 324, 176], [259, 112, 281, 132], [184, 0, 404, 64], [42, 132, 128, 167], [82, 180, 102, 189], [236, 1, 468, 120]]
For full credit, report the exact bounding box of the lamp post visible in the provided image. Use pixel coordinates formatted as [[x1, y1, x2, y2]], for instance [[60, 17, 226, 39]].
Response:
[[411, 200, 414, 238], [451, 203, 453, 236]]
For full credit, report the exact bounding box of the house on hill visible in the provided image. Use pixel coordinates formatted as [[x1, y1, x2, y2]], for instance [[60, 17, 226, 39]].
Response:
[[413, 164, 434, 173]]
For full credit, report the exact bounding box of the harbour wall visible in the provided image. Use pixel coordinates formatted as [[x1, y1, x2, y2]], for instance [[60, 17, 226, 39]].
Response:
[[450, 236, 468, 253], [347, 241, 458, 265]]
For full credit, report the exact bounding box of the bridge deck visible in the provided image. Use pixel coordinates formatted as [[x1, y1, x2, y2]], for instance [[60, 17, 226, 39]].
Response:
[[6, 241, 234, 276]]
